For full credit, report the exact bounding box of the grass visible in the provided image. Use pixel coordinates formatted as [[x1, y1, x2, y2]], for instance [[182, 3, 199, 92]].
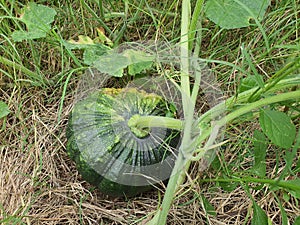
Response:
[[0, 0, 299, 224]]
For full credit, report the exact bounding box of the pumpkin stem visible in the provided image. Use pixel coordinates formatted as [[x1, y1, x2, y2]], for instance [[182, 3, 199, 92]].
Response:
[[127, 114, 151, 138], [127, 114, 183, 135]]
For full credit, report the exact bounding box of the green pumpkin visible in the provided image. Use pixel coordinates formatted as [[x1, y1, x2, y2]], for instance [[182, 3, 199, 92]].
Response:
[[66, 88, 180, 197]]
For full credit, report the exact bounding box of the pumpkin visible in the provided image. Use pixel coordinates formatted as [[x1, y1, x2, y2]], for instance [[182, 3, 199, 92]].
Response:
[[66, 88, 180, 197]]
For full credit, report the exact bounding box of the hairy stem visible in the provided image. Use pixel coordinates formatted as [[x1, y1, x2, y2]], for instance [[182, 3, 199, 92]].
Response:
[[147, 0, 195, 224], [180, 0, 191, 120], [199, 76, 300, 125], [216, 89, 300, 128]]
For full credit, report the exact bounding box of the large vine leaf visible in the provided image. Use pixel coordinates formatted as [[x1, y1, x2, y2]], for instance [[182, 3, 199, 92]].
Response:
[[205, 0, 270, 29], [12, 3, 57, 42], [92, 49, 154, 77], [93, 52, 129, 77], [64, 35, 111, 65], [259, 109, 296, 149], [0, 101, 10, 119]]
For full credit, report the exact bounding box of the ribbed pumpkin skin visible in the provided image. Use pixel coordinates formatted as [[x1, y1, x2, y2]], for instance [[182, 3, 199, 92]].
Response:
[[66, 88, 180, 197]]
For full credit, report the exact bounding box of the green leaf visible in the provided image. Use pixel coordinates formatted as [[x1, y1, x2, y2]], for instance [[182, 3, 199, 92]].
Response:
[[11, 30, 46, 42], [93, 52, 129, 77], [239, 76, 258, 93], [293, 216, 300, 225], [282, 192, 290, 203], [251, 201, 268, 225], [272, 193, 288, 225], [252, 130, 267, 177], [241, 44, 265, 89], [0, 101, 10, 119], [83, 45, 111, 65], [126, 50, 154, 75], [128, 61, 153, 76], [201, 195, 216, 216], [12, 3, 56, 42], [259, 109, 296, 149], [64, 36, 111, 65], [211, 154, 222, 171], [294, 158, 300, 173], [279, 179, 300, 199], [205, 0, 270, 29], [218, 180, 238, 192], [92, 49, 154, 77]]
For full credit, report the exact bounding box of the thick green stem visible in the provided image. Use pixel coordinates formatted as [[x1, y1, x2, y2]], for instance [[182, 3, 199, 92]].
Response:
[[199, 76, 300, 125], [180, 0, 191, 120], [128, 114, 183, 131], [130, 79, 300, 137], [146, 151, 191, 225], [148, 1, 195, 224], [193, 90, 300, 148], [131, 90, 300, 154], [216, 89, 300, 128], [180, 0, 194, 159]]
